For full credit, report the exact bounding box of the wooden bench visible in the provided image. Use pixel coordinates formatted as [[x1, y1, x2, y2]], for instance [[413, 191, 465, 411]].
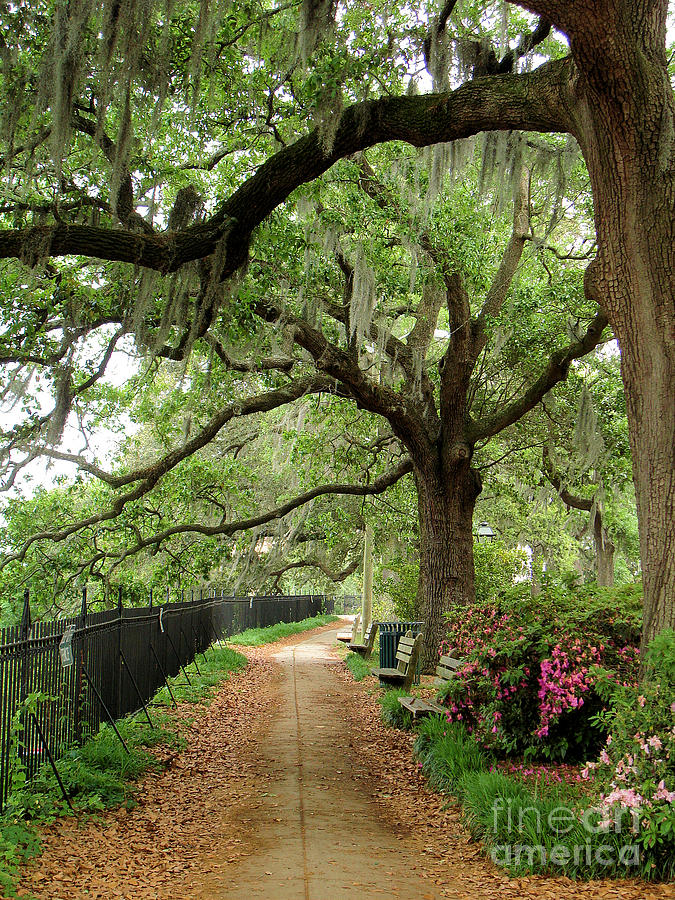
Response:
[[397, 652, 464, 721], [371, 631, 422, 691], [336, 613, 361, 644], [348, 622, 378, 658]]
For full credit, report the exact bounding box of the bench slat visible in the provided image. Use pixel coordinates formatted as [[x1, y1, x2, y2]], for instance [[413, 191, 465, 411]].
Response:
[[372, 667, 402, 678]]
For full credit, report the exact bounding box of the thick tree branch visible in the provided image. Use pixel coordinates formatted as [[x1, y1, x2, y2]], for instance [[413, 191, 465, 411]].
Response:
[[267, 555, 360, 588], [0, 58, 574, 276], [541, 445, 593, 510], [205, 335, 295, 374], [107, 457, 413, 567], [0, 376, 338, 567], [471, 170, 529, 360], [254, 300, 434, 457]]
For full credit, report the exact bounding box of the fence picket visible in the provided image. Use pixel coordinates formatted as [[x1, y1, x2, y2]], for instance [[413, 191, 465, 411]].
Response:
[[0, 592, 325, 811]]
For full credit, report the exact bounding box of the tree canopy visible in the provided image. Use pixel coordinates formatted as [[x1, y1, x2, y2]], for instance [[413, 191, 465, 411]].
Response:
[[0, 1, 672, 660]]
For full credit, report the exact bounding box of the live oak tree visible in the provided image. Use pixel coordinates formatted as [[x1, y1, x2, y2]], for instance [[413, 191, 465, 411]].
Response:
[[0, 1, 672, 660], [0, 133, 611, 666]]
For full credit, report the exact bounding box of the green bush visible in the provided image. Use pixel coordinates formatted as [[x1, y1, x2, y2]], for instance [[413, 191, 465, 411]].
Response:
[[378, 690, 412, 730], [584, 629, 675, 881], [439, 583, 642, 760], [460, 770, 638, 879]]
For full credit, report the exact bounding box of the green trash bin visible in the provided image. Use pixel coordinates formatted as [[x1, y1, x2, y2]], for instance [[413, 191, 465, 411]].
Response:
[[376, 621, 423, 684]]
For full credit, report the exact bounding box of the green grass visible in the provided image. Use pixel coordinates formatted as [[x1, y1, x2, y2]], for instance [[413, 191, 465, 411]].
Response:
[[412, 722, 653, 881], [378, 689, 413, 729], [457, 769, 639, 879], [228, 613, 338, 646], [345, 652, 372, 682], [0, 641, 247, 897], [415, 721, 492, 793], [152, 643, 246, 705]]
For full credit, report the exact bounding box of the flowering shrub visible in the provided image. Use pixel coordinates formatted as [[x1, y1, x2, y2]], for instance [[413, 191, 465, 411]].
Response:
[[586, 630, 675, 879], [439, 584, 642, 761]]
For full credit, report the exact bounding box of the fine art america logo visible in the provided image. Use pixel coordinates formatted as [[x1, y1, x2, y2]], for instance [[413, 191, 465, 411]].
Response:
[[491, 799, 641, 869]]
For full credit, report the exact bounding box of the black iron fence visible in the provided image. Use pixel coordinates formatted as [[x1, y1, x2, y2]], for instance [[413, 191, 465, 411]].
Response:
[[0, 590, 325, 812]]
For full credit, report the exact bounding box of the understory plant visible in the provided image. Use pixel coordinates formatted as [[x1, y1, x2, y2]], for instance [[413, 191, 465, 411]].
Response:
[[439, 583, 642, 760], [345, 652, 372, 682], [413, 718, 667, 880], [413, 718, 492, 792], [585, 629, 675, 880], [378, 689, 412, 729]]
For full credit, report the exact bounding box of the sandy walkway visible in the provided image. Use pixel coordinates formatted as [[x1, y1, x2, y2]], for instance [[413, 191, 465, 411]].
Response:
[[194, 628, 444, 900]]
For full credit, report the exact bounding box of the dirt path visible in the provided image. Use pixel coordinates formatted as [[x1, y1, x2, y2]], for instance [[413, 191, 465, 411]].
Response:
[[194, 627, 445, 900], [14, 624, 675, 900]]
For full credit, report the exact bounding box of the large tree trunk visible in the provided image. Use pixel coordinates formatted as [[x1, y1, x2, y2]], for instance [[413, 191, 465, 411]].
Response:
[[569, 10, 675, 659], [414, 456, 481, 672], [593, 512, 615, 588]]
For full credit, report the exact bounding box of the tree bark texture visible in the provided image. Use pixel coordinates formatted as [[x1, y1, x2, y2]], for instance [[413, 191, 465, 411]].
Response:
[[414, 455, 482, 672], [562, 3, 675, 652], [593, 513, 615, 588]]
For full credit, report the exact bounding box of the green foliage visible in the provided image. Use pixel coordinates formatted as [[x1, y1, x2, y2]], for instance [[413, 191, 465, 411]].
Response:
[[376, 560, 418, 621], [439, 583, 642, 760], [472, 540, 528, 604], [377, 689, 412, 730], [413, 721, 492, 793], [227, 614, 338, 647], [586, 630, 675, 880], [345, 653, 371, 682], [412, 714, 448, 760], [412, 721, 662, 880]]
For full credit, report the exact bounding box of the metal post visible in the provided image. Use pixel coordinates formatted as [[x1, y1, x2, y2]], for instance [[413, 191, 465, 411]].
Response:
[[165, 628, 191, 685], [119, 650, 153, 728], [80, 665, 129, 754], [180, 624, 200, 675], [149, 643, 177, 708], [116, 586, 123, 719], [18, 590, 31, 766], [30, 713, 75, 813], [74, 587, 87, 744]]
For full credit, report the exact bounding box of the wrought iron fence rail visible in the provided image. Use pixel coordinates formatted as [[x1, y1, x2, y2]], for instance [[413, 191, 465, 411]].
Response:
[[0, 591, 327, 812]]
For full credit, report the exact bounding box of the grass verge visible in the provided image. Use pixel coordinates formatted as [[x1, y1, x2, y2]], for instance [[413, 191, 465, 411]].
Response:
[[0, 642, 246, 897], [378, 688, 413, 729], [228, 613, 338, 646], [408, 716, 661, 881], [345, 652, 372, 682]]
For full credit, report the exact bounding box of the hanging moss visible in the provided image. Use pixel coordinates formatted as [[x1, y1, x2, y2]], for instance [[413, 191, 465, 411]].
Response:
[[296, 0, 336, 64], [349, 244, 376, 348]]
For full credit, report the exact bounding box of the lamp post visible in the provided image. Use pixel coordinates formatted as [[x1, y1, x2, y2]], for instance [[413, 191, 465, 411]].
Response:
[[476, 521, 496, 542]]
